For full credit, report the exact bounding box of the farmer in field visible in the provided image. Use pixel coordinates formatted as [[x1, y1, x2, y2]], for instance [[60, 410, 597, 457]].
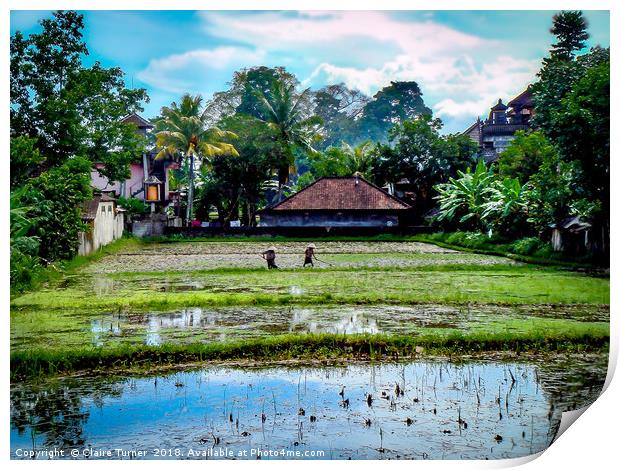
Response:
[[303, 243, 317, 267], [262, 246, 278, 269]]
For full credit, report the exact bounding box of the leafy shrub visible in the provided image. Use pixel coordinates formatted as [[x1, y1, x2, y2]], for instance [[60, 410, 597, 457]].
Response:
[[10, 250, 42, 291], [117, 196, 149, 217], [10, 190, 42, 290], [445, 231, 491, 249], [509, 237, 546, 256], [18, 157, 92, 262]]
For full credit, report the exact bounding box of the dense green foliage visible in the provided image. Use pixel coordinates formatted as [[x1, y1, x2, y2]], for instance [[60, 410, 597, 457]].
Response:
[[10, 11, 150, 289], [10, 136, 45, 188], [435, 11, 609, 261], [195, 115, 280, 225], [498, 130, 557, 181], [117, 196, 149, 217], [10, 11, 148, 179], [435, 161, 529, 237], [154, 93, 238, 223], [17, 157, 93, 262], [375, 116, 479, 213], [301, 141, 378, 186], [357, 81, 433, 144], [529, 11, 609, 255]]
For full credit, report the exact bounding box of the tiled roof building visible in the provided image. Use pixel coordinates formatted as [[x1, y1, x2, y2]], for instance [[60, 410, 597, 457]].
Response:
[[260, 176, 411, 227]]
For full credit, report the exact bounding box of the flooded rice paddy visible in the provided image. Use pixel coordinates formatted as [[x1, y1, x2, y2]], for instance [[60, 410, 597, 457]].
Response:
[[11, 355, 607, 460], [10, 304, 609, 350], [82, 241, 518, 273]]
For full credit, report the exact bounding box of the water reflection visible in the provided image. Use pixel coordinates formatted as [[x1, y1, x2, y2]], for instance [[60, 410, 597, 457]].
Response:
[[79, 304, 608, 348], [11, 355, 607, 460], [90, 307, 386, 346]]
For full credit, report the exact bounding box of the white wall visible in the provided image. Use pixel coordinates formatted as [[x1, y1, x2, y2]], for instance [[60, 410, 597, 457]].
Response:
[[78, 202, 125, 256]]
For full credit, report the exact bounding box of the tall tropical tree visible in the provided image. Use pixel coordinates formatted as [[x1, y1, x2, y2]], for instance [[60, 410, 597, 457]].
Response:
[[155, 94, 238, 224], [253, 80, 321, 197], [341, 141, 376, 179]]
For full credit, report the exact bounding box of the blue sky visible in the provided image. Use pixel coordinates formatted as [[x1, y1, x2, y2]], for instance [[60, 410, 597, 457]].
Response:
[[10, 10, 610, 133]]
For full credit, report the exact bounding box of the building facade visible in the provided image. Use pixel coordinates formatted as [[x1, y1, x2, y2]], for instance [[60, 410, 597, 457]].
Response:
[[90, 113, 178, 205], [462, 87, 534, 162], [259, 176, 411, 228]]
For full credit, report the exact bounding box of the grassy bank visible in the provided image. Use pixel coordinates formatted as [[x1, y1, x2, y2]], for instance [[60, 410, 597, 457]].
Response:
[[11, 327, 610, 380], [411, 232, 602, 269]]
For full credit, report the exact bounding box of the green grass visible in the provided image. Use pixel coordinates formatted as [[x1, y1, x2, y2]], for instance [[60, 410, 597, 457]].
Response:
[[11, 265, 609, 310], [10, 302, 608, 353], [11, 325, 610, 379]]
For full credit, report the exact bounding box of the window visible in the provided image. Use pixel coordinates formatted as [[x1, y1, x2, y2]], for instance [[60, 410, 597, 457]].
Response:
[[108, 205, 112, 213]]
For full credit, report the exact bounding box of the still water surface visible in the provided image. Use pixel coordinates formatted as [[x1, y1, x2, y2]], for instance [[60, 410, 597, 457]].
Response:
[[11, 355, 606, 460]]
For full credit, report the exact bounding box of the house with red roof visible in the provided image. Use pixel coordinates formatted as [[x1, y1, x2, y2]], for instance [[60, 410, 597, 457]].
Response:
[[259, 175, 411, 228]]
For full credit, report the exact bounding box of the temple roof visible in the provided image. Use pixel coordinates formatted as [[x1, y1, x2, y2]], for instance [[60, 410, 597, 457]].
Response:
[[490, 99, 508, 111]]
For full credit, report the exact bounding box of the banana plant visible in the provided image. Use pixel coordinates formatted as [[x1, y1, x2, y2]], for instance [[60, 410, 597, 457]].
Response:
[[434, 159, 496, 229]]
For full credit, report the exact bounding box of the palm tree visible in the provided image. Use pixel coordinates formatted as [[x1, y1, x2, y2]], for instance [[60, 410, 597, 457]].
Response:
[[342, 141, 376, 179], [154, 94, 238, 225], [254, 80, 321, 199]]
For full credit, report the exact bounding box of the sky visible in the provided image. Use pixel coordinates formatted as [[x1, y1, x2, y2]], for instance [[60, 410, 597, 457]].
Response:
[[10, 10, 610, 133]]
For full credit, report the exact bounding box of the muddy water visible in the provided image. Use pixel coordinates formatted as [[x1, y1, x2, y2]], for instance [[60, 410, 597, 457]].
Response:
[[10, 355, 607, 460], [11, 304, 608, 350]]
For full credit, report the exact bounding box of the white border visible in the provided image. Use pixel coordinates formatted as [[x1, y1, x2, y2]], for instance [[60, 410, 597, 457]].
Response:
[[2, 2, 616, 470]]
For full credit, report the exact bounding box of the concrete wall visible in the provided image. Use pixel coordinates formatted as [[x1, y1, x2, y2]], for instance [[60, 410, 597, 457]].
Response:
[[131, 214, 167, 238], [260, 212, 400, 228], [78, 202, 125, 256]]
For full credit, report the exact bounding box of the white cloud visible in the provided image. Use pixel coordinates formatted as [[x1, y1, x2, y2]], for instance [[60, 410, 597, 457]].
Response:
[[136, 12, 541, 125], [196, 11, 539, 122], [199, 11, 485, 56], [137, 46, 266, 94]]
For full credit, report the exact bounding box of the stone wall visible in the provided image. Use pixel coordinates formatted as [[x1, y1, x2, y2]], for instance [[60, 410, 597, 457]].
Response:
[[131, 214, 168, 237]]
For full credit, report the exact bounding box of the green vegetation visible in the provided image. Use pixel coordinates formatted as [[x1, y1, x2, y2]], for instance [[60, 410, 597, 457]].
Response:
[[9, 10, 609, 381], [11, 264, 609, 311], [10, 11, 149, 288], [154, 93, 239, 223], [10, 236, 141, 296], [11, 327, 609, 380], [414, 232, 598, 267], [10, 237, 609, 379], [435, 12, 609, 260]]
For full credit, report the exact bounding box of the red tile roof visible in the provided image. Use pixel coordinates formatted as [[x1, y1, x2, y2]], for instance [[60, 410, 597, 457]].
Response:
[[121, 113, 153, 129], [270, 177, 410, 211], [82, 194, 102, 221]]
